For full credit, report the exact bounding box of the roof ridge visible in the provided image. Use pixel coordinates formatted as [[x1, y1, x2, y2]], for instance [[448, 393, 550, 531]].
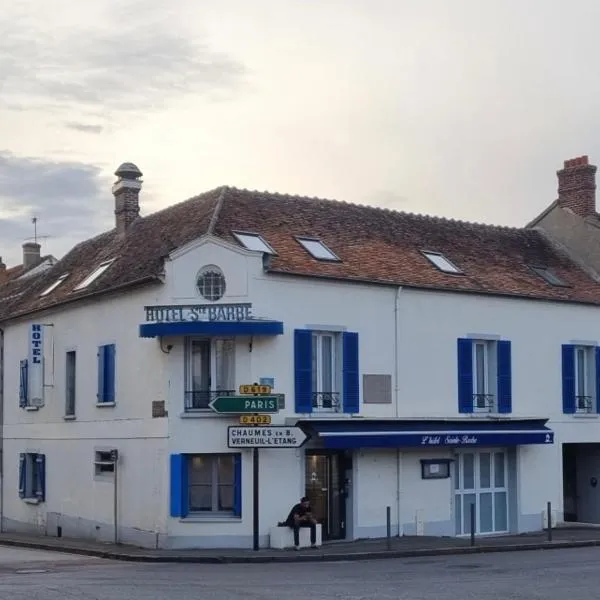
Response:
[[225, 186, 523, 232]]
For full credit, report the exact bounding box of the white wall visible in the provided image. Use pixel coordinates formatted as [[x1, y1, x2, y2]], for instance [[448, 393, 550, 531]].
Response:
[[3, 287, 169, 546]]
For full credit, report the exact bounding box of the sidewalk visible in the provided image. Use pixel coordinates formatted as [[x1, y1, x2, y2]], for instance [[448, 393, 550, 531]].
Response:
[[1, 527, 600, 563]]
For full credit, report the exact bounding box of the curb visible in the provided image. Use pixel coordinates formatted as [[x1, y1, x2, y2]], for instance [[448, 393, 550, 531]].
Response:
[[1, 537, 600, 563]]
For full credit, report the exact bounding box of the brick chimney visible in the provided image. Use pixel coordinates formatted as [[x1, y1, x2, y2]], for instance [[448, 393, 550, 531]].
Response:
[[112, 162, 142, 234], [557, 155, 597, 217], [22, 242, 41, 270]]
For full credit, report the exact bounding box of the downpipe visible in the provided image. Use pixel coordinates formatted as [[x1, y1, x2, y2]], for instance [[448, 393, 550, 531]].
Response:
[[394, 288, 402, 536]]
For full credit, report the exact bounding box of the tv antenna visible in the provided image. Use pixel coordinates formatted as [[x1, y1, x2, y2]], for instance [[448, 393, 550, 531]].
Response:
[[23, 216, 53, 244]]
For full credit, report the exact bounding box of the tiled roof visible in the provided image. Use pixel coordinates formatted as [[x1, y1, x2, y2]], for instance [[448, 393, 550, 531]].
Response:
[[2, 185, 600, 321]]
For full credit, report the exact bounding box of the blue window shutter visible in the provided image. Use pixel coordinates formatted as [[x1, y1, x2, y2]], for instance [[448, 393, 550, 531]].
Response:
[[233, 454, 242, 517], [19, 360, 28, 408], [170, 454, 188, 518], [457, 338, 474, 413], [35, 454, 46, 502], [18, 454, 26, 499], [595, 347, 600, 414], [342, 331, 360, 414], [562, 344, 576, 414], [97, 347, 105, 402], [496, 340, 512, 414], [294, 329, 313, 413], [104, 345, 116, 403]]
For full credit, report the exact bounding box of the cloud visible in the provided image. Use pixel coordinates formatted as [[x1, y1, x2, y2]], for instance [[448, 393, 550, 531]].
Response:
[[64, 122, 104, 134], [0, 152, 112, 264], [0, 2, 246, 123]]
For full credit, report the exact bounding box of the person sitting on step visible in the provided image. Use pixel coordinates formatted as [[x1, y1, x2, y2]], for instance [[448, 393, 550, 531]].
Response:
[[283, 496, 318, 550]]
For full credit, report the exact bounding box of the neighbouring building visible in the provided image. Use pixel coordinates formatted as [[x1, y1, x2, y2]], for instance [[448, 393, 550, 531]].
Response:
[[3, 158, 600, 549]]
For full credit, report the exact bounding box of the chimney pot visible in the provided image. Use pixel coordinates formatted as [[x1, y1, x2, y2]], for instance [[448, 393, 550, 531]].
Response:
[[22, 242, 41, 270], [112, 162, 142, 235], [557, 155, 597, 217]]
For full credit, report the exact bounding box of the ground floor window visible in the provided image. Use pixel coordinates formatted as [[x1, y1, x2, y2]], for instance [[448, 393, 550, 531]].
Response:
[[170, 453, 242, 518], [18, 453, 46, 502], [454, 450, 508, 535]]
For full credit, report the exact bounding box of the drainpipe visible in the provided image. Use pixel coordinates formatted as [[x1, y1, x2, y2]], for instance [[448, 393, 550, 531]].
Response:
[[394, 287, 402, 536], [0, 327, 4, 532]]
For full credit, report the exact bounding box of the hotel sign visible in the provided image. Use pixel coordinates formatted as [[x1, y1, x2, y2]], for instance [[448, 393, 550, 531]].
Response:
[[144, 303, 252, 323], [29, 324, 44, 407]]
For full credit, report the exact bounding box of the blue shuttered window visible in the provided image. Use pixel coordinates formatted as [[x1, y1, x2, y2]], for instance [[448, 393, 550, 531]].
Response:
[[596, 348, 600, 415], [457, 338, 473, 413], [342, 332, 360, 414], [19, 359, 28, 408], [294, 330, 313, 414], [18, 453, 46, 502], [496, 340, 512, 414], [562, 344, 576, 414], [97, 344, 116, 404]]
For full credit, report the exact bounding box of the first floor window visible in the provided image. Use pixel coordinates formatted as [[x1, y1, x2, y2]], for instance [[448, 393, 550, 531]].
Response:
[[18, 453, 46, 502], [185, 338, 235, 410], [65, 351, 76, 417], [312, 332, 340, 410], [575, 345, 594, 412], [188, 454, 238, 514]]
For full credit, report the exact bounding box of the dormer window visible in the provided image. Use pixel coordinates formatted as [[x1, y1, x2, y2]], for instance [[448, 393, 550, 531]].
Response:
[[73, 259, 115, 291], [40, 273, 69, 297], [529, 265, 568, 287], [296, 237, 340, 261], [232, 232, 276, 254], [422, 251, 462, 274]]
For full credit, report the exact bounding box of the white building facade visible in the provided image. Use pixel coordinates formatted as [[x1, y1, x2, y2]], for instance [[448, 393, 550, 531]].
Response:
[[3, 232, 600, 549]]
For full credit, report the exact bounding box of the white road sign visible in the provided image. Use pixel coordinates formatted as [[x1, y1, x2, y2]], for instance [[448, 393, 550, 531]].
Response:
[[227, 426, 309, 448]]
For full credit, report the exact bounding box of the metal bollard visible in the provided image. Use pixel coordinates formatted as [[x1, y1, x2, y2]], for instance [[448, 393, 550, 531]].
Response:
[[386, 506, 391, 550], [470, 503, 475, 546], [547, 501, 552, 541]]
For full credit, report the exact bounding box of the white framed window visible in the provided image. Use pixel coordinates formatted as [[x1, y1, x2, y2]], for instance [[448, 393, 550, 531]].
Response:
[[18, 453, 45, 502], [188, 454, 237, 514], [73, 259, 115, 291], [574, 345, 595, 413], [65, 350, 76, 417], [94, 450, 116, 478], [311, 332, 340, 411], [196, 265, 226, 301], [422, 251, 462, 274], [472, 340, 496, 412], [184, 338, 235, 410], [40, 273, 69, 297], [296, 237, 340, 261], [232, 232, 276, 254]]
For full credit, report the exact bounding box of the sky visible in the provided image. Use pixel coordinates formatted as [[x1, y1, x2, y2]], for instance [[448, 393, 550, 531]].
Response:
[[2, 0, 600, 265]]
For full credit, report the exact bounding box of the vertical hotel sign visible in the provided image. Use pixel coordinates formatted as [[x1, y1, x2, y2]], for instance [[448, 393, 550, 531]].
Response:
[[29, 324, 44, 406]]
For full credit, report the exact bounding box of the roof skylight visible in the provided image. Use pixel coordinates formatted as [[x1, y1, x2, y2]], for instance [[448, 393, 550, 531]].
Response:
[[40, 273, 69, 297], [422, 251, 462, 274], [529, 265, 567, 287], [73, 259, 115, 291], [232, 231, 276, 254], [296, 237, 340, 261]]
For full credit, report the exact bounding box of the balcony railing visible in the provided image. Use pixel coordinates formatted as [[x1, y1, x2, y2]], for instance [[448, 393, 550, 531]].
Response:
[[576, 395, 593, 413], [184, 390, 236, 411], [312, 392, 341, 412], [473, 393, 495, 412]]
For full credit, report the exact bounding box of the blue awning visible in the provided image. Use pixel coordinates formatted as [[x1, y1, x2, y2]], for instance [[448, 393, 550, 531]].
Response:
[[298, 418, 554, 449], [139, 320, 284, 338]]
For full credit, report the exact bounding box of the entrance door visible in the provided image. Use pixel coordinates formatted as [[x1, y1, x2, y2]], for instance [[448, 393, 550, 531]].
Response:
[[305, 453, 347, 540], [454, 450, 509, 535]]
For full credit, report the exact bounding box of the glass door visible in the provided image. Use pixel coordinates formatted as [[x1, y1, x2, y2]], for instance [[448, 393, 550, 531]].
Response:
[[305, 453, 346, 540], [454, 450, 508, 535]]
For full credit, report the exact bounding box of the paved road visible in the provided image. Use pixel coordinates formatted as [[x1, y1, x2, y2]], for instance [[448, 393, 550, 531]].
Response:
[[0, 544, 598, 599]]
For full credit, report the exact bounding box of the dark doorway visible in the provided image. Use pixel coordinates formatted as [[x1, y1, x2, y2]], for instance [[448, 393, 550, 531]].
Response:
[[305, 452, 350, 540], [563, 443, 600, 524]]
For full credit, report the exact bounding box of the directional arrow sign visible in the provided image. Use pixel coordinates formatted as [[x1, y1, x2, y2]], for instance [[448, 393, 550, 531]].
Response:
[[227, 426, 309, 448], [209, 396, 279, 414]]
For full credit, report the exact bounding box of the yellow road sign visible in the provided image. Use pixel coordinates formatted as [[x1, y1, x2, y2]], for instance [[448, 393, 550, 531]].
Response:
[[240, 415, 272, 425], [239, 384, 272, 395]]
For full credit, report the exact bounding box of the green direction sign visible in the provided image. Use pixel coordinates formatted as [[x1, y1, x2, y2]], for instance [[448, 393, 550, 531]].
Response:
[[209, 395, 280, 414]]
